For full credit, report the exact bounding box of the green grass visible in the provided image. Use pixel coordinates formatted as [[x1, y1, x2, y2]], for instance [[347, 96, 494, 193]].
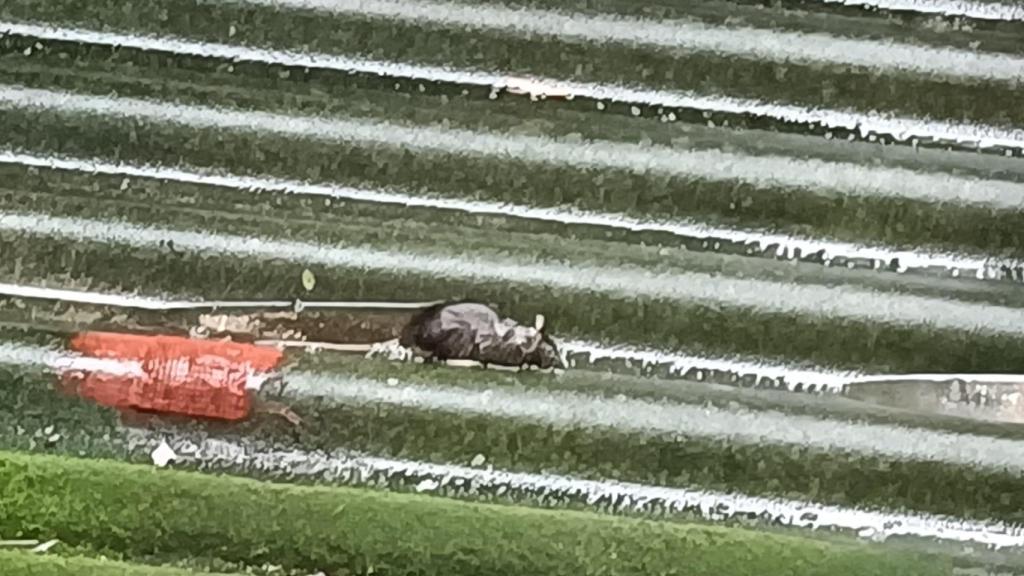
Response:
[[0, 549, 228, 576], [0, 450, 951, 575]]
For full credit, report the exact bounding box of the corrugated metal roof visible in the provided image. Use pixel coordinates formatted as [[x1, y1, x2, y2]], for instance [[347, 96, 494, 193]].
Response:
[[0, 0, 1022, 572]]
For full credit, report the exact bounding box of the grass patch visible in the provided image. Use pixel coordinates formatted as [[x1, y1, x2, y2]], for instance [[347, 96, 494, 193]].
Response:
[[0, 450, 950, 575], [0, 549, 227, 576]]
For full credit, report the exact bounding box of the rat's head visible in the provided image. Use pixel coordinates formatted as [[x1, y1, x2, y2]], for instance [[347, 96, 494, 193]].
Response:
[[521, 314, 567, 370]]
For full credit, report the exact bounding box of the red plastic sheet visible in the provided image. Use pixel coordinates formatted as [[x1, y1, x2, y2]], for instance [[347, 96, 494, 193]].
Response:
[[60, 332, 284, 421]]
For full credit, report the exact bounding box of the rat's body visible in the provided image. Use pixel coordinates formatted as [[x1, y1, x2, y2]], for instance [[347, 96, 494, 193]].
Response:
[[398, 301, 565, 370]]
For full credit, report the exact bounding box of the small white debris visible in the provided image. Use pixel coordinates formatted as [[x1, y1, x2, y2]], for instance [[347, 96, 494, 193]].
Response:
[[858, 527, 886, 542], [470, 453, 486, 467], [446, 359, 484, 368], [503, 76, 572, 99], [31, 539, 59, 554], [42, 425, 54, 435], [228, 24, 238, 37], [46, 433, 61, 444], [150, 440, 177, 468], [366, 338, 412, 362], [120, 177, 130, 191], [301, 268, 316, 292], [596, 101, 606, 111], [386, 377, 399, 386], [244, 370, 272, 390], [630, 106, 641, 116], [0, 539, 39, 548], [415, 479, 439, 492]]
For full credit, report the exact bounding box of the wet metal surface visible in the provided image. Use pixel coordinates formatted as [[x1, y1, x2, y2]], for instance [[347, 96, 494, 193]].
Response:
[[0, 0, 1023, 573]]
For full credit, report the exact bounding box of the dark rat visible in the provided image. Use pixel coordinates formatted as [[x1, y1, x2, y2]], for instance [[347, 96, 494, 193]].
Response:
[[398, 301, 565, 370]]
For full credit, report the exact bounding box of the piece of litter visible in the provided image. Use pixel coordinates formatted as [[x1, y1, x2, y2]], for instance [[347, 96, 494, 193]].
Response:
[[415, 479, 439, 492], [386, 378, 399, 386], [31, 539, 59, 554], [470, 453, 486, 467], [857, 527, 883, 541], [150, 440, 177, 467], [0, 540, 39, 548], [301, 269, 316, 292], [501, 76, 572, 99]]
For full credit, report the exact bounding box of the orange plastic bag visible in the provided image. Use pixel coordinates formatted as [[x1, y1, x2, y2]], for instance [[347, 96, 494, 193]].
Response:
[[60, 332, 283, 421]]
